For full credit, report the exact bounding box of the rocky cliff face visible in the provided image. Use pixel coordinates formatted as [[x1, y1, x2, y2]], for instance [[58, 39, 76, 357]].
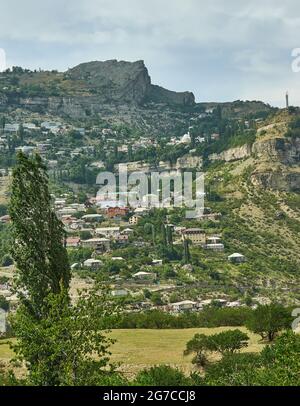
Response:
[[209, 144, 252, 162], [0, 60, 195, 125], [250, 136, 300, 192], [252, 137, 300, 165], [208, 130, 300, 192]]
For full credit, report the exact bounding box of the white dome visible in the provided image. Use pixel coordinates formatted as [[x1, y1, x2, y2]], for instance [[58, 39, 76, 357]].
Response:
[[180, 132, 191, 144]]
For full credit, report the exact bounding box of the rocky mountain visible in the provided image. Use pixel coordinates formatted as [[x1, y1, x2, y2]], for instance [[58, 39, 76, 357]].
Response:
[[0, 60, 274, 135], [0, 60, 196, 133], [67, 60, 195, 106]]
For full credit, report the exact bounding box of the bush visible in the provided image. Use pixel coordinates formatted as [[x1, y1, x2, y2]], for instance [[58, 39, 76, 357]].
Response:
[[134, 365, 193, 386], [203, 353, 261, 386], [1, 254, 13, 267], [0, 295, 9, 311]]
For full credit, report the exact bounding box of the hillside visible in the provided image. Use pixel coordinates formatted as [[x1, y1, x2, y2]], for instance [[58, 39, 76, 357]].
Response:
[[0, 60, 196, 134], [0, 61, 274, 135], [197, 109, 300, 303], [0, 61, 299, 307]]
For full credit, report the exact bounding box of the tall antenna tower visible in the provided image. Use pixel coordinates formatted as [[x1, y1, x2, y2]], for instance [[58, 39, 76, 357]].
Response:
[[286, 91, 289, 109]]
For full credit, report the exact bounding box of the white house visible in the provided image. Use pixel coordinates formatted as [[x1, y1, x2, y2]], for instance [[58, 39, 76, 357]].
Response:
[[152, 259, 163, 266], [111, 289, 128, 298], [170, 300, 196, 312], [83, 259, 103, 270], [228, 253, 246, 264], [95, 227, 120, 238], [133, 271, 156, 281], [81, 238, 110, 251]]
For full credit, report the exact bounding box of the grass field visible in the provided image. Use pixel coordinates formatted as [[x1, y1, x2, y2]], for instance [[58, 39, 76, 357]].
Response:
[[0, 327, 264, 376]]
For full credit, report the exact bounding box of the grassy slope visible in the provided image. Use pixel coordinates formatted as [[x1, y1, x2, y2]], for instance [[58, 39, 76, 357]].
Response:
[[0, 327, 263, 376]]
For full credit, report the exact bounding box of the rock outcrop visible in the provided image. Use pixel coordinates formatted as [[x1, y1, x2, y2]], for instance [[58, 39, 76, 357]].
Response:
[[209, 145, 251, 162], [252, 137, 300, 165], [0, 60, 195, 118], [207, 131, 300, 192]]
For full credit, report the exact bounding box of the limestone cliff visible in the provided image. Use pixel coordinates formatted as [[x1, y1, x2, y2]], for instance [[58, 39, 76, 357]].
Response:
[[209, 145, 252, 162], [0, 60, 195, 122]]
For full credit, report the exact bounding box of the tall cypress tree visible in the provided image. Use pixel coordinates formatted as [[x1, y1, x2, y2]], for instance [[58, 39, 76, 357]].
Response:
[[183, 238, 191, 264], [9, 152, 71, 315]]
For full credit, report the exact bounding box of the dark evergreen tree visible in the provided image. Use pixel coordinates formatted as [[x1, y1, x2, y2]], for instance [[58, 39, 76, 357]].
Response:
[[9, 152, 71, 315]]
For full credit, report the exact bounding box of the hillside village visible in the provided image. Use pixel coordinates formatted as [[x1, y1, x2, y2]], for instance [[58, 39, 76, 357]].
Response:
[[0, 63, 300, 336], [0, 100, 299, 334]]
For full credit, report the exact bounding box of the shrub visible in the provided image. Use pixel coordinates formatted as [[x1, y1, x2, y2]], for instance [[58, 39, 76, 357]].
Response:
[[135, 365, 193, 386]]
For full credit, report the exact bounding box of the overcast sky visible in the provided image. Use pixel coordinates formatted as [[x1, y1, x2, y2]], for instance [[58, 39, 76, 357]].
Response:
[[1, 0, 300, 106]]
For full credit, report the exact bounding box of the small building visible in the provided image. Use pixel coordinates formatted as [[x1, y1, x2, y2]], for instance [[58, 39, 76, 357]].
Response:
[[180, 132, 192, 144], [122, 228, 134, 235], [81, 238, 110, 252], [81, 214, 103, 223], [57, 207, 77, 217], [205, 236, 224, 251], [170, 300, 196, 312], [134, 207, 150, 216], [115, 234, 129, 244], [228, 253, 246, 264], [111, 289, 128, 298], [133, 271, 156, 281], [66, 237, 81, 248], [95, 227, 120, 238], [206, 236, 221, 244], [182, 228, 206, 245], [129, 215, 141, 225], [106, 207, 129, 219], [152, 259, 163, 267], [83, 259, 103, 270], [205, 243, 224, 251]]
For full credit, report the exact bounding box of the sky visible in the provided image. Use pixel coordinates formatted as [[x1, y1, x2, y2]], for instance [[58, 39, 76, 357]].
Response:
[[0, 0, 300, 107]]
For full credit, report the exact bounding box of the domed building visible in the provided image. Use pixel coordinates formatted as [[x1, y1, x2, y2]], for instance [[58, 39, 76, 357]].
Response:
[[180, 131, 191, 144]]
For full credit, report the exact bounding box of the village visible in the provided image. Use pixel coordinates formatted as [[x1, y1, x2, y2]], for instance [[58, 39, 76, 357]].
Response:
[[0, 107, 276, 335], [1, 181, 251, 335]]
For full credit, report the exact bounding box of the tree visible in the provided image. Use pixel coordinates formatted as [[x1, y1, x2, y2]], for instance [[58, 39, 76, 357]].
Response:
[[206, 329, 249, 355], [11, 285, 118, 386], [0, 295, 9, 311], [9, 152, 71, 315], [255, 331, 300, 385], [183, 238, 190, 264], [144, 223, 156, 245], [166, 225, 173, 246], [9, 153, 119, 386], [184, 333, 210, 367], [150, 292, 164, 306], [1, 254, 13, 267], [203, 353, 261, 386], [184, 329, 249, 367], [135, 365, 193, 386], [161, 223, 167, 246], [17, 124, 24, 143], [203, 331, 300, 386], [0, 116, 5, 133], [246, 303, 291, 341]]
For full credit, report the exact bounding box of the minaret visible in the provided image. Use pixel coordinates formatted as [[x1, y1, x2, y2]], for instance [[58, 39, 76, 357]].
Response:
[[286, 91, 289, 109]]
